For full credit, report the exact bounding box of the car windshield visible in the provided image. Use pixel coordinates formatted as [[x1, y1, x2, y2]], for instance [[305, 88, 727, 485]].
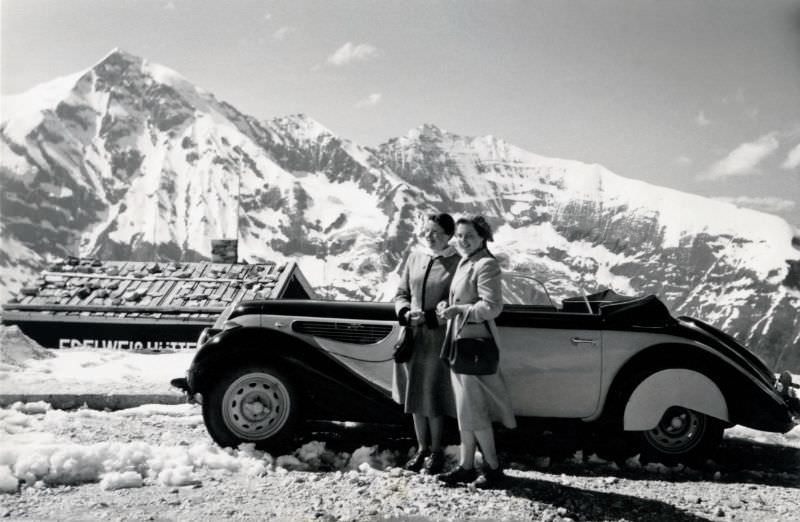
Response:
[[502, 272, 559, 309], [503, 271, 622, 314]]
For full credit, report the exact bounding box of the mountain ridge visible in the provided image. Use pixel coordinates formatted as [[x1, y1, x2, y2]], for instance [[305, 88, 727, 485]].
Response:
[[2, 49, 798, 370]]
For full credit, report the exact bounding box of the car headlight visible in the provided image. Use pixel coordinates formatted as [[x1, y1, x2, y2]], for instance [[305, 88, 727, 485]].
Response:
[[198, 321, 243, 346], [222, 320, 243, 331]]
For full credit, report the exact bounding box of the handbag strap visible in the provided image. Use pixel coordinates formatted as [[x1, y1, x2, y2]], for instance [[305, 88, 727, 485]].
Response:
[[455, 311, 497, 341], [455, 310, 470, 335]]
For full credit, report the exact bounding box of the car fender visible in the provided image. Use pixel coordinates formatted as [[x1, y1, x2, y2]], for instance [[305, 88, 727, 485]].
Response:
[[187, 324, 402, 424], [623, 368, 729, 430], [188, 326, 296, 389]]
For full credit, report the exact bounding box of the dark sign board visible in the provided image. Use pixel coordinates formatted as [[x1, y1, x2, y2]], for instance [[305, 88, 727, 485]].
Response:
[[2, 258, 316, 351]]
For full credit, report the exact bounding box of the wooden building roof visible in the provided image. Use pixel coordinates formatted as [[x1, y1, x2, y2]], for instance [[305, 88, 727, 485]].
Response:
[[2, 257, 312, 324]]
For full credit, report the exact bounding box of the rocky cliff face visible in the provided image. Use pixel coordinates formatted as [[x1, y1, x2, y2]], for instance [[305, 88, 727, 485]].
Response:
[[2, 50, 798, 370], [378, 128, 800, 370]]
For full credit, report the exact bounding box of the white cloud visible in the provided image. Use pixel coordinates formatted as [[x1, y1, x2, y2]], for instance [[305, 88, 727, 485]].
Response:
[[698, 133, 780, 181], [675, 155, 692, 166], [327, 42, 380, 66], [355, 93, 382, 108], [712, 196, 796, 214], [782, 142, 800, 171], [264, 12, 273, 21], [695, 111, 711, 127], [273, 26, 295, 41], [164, 1, 176, 10], [720, 87, 746, 105]]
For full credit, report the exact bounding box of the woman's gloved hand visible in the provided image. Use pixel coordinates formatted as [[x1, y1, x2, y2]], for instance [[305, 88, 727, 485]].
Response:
[[406, 309, 425, 326], [437, 304, 469, 321]]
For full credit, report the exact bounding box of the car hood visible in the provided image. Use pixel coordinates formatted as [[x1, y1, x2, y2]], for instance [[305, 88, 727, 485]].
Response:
[[230, 299, 396, 322]]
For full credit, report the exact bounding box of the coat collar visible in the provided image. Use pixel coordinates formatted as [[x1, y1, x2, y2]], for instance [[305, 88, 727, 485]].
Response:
[[458, 246, 491, 268], [414, 244, 459, 259]]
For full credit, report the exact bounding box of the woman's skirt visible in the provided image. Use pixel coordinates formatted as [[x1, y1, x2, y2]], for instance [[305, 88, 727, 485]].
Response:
[[392, 325, 455, 417], [450, 370, 517, 431]]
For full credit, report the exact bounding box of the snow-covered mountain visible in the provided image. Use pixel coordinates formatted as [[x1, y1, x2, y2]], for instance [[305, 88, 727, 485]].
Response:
[[0, 49, 416, 299], [2, 50, 799, 371]]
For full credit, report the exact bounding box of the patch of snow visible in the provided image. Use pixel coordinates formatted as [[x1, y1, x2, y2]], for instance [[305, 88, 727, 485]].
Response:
[[0, 465, 18, 492], [0, 140, 32, 174], [493, 220, 640, 296], [0, 328, 193, 395], [509, 201, 529, 215], [99, 470, 143, 490], [0, 326, 56, 369], [1, 70, 86, 143], [347, 445, 398, 471], [0, 403, 411, 488], [296, 171, 388, 234], [9, 401, 51, 415]]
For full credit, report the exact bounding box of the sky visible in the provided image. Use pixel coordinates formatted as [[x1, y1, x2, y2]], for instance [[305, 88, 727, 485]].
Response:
[[2, 0, 799, 226]]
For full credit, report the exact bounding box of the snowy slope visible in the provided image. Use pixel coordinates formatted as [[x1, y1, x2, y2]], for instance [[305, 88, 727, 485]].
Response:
[[377, 127, 800, 369], [1, 49, 798, 370]]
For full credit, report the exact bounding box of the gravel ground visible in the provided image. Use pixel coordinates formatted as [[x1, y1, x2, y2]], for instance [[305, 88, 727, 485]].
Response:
[[2, 406, 799, 522]]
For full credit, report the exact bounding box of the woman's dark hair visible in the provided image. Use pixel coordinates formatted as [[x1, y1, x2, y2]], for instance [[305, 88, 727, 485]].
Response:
[[428, 213, 455, 236], [456, 215, 494, 242]]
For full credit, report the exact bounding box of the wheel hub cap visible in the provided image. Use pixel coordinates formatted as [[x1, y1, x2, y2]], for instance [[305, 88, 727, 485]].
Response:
[[222, 372, 291, 440], [241, 394, 271, 421], [644, 406, 704, 454], [668, 414, 686, 432]]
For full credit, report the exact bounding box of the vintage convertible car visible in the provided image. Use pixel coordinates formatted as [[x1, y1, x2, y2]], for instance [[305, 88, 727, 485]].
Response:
[[171, 274, 797, 464]]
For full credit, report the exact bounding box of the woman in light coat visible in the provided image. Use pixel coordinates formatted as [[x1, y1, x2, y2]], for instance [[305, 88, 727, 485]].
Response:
[[437, 215, 516, 488], [393, 213, 460, 473]]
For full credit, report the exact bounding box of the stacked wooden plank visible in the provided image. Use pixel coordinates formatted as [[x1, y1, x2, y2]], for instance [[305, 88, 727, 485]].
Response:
[[1, 257, 309, 351], [4, 257, 290, 322]]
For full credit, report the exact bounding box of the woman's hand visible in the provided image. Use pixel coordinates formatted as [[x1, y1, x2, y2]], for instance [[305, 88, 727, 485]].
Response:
[[407, 310, 425, 326], [437, 304, 468, 321]]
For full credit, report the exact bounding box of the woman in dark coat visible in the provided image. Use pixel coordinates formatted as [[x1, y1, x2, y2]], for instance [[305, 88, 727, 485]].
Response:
[[393, 213, 460, 473], [437, 215, 516, 488]]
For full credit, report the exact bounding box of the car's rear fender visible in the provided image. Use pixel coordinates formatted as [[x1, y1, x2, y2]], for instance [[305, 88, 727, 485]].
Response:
[[601, 343, 793, 433], [623, 368, 728, 430], [188, 326, 402, 424]]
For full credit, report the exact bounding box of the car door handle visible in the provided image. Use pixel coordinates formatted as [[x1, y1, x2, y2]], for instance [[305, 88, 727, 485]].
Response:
[[571, 337, 598, 345]]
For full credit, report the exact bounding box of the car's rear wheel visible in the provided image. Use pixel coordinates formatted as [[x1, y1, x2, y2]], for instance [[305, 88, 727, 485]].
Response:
[[202, 365, 300, 451], [635, 406, 723, 465]]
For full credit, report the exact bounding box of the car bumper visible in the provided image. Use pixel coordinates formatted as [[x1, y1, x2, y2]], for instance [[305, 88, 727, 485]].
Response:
[[169, 376, 203, 404]]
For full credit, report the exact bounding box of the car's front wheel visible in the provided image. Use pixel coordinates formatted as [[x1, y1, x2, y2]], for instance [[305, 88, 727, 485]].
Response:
[[635, 406, 723, 465], [202, 365, 300, 451]]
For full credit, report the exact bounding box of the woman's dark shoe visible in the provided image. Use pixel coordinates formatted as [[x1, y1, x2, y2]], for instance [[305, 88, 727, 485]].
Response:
[[404, 449, 430, 472], [472, 464, 507, 489], [423, 450, 445, 474], [437, 466, 478, 485]]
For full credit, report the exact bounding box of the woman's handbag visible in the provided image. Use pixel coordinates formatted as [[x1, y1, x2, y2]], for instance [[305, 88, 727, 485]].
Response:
[[393, 326, 414, 363], [449, 315, 499, 375]]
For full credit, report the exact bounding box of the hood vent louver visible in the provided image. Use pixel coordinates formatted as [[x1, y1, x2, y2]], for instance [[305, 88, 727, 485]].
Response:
[[292, 321, 393, 345]]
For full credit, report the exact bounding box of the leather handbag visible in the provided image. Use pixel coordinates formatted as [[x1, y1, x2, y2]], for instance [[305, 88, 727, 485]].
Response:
[[449, 315, 499, 375], [393, 326, 414, 363]]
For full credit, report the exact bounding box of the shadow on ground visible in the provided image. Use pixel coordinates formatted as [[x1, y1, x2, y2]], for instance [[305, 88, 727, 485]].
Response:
[[501, 476, 709, 522], [300, 420, 800, 488]]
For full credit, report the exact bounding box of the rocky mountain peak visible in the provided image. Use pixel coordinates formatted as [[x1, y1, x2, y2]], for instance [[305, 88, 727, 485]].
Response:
[[92, 47, 143, 70], [404, 123, 449, 142], [1, 50, 798, 371], [268, 114, 336, 143]]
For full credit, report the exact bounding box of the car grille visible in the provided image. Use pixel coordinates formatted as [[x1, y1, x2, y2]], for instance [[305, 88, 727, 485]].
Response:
[[292, 321, 393, 344]]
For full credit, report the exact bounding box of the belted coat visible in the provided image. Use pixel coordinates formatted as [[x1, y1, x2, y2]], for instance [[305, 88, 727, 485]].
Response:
[[392, 248, 459, 417], [442, 247, 516, 431]]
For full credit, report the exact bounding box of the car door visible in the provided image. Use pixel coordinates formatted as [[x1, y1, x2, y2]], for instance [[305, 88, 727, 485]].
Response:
[[498, 275, 603, 418]]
